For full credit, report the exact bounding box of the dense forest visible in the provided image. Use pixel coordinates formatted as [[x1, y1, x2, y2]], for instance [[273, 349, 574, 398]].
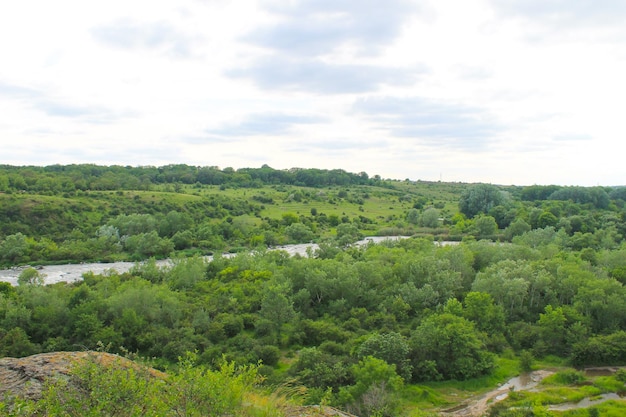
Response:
[[2, 164, 626, 416]]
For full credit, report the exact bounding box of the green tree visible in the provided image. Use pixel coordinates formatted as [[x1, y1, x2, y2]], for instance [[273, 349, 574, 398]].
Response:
[[504, 218, 531, 241], [259, 285, 296, 344], [519, 350, 534, 372], [17, 267, 45, 286], [471, 215, 498, 237], [488, 205, 516, 229], [124, 231, 174, 259], [0, 174, 8, 191], [536, 305, 567, 355], [420, 207, 440, 228], [284, 223, 314, 243], [171, 230, 194, 250], [462, 291, 506, 335], [165, 255, 207, 289], [459, 184, 506, 218], [339, 356, 403, 417], [336, 223, 363, 246], [406, 208, 420, 225], [472, 260, 532, 320], [159, 210, 192, 237], [537, 211, 558, 229], [570, 331, 626, 367], [0, 327, 38, 357], [289, 347, 350, 390], [109, 213, 157, 236], [281, 212, 299, 226], [0, 233, 29, 264], [357, 332, 412, 380], [409, 313, 494, 381]]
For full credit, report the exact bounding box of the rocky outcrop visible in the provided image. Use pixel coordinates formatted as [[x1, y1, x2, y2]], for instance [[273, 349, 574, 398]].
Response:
[[284, 405, 358, 417], [0, 352, 357, 417], [0, 351, 156, 401]]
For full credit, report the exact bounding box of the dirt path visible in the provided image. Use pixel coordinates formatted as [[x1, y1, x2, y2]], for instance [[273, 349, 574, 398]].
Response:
[[438, 370, 554, 417]]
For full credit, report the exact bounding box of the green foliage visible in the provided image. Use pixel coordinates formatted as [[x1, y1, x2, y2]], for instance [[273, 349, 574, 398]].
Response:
[[459, 184, 506, 218], [0, 327, 38, 357], [471, 215, 498, 237], [462, 292, 506, 335], [357, 332, 412, 381], [124, 231, 174, 259], [109, 213, 158, 236], [0, 233, 29, 264], [409, 313, 495, 381], [504, 218, 531, 241], [165, 255, 207, 289], [420, 208, 440, 228], [5, 352, 272, 417], [3, 166, 626, 415], [129, 258, 168, 284], [519, 350, 534, 372], [284, 223, 314, 243], [549, 186, 610, 209], [335, 223, 363, 246], [543, 369, 586, 385], [615, 369, 626, 383], [259, 285, 295, 344], [520, 185, 563, 201], [406, 208, 420, 225], [290, 347, 350, 390], [339, 356, 404, 417], [570, 331, 626, 367], [17, 268, 45, 286]]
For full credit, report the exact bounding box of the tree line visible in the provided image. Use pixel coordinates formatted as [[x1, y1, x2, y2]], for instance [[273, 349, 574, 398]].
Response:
[[0, 164, 374, 193]]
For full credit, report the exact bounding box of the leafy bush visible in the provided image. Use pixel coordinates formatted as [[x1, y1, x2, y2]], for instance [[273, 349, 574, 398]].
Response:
[[544, 369, 586, 385], [3, 352, 274, 417]]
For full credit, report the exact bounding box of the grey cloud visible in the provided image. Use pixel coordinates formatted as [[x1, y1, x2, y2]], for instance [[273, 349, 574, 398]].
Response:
[[228, 57, 420, 94], [0, 80, 133, 124], [232, 0, 425, 94], [353, 96, 498, 149], [205, 112, 327, 137], [249, 0, 420, 55], [44, 141, 186, 165], [491, 0, 626, 28], [0, 81, 39, 98], [101, 144, 185, 164], [91, 19, 196, 57], [35, 101, 133, 124]]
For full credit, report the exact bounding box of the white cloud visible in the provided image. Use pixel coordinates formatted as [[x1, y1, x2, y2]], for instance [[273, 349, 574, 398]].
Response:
[[91, 19, 199, 58], [245, 0, 420, 55], [0, 0, 624, 185], [227, 57, 421, 94]]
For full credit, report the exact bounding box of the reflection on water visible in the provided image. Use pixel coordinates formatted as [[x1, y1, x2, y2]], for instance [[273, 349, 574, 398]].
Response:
[[584, 367, 619, 377], [500, 372, 540, 391], [548, 393, 625, 411], [440, 371, 552, 415]]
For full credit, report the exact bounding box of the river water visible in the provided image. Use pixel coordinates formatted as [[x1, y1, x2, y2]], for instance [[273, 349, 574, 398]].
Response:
[[547, 393, 625, 412], [0, 236, 415, 286]]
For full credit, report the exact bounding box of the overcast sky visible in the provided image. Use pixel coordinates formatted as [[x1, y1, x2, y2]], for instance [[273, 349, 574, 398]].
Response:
[[1, 0, 624, 186]]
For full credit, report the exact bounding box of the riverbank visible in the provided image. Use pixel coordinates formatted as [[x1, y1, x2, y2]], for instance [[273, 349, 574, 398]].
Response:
[[0, 236, 417, 286]]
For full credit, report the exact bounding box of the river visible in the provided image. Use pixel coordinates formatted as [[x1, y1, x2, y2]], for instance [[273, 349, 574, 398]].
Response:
[[0, 236, 418, 286]]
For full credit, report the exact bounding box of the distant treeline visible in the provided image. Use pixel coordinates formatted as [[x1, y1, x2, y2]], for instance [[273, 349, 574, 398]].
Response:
[[0, 164, 375, 193], [519, 184, 626, 209]]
